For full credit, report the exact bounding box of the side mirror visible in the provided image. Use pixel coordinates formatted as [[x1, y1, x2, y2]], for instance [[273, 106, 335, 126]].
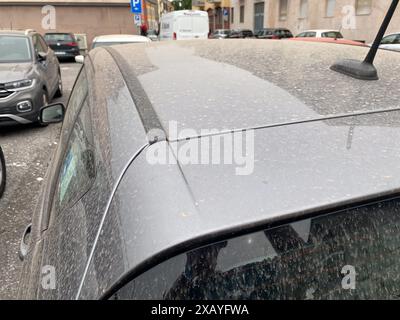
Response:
[[39, 103, 65, 124], [37, 52, 47, 61], [75, 55, 84, 64]]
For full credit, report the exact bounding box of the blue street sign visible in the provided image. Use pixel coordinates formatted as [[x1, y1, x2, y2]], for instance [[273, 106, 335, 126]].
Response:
[[130, 0, 142, 14]]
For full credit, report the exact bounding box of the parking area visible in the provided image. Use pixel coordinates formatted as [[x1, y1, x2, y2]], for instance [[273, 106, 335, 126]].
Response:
[[0, 62, 81, 299]]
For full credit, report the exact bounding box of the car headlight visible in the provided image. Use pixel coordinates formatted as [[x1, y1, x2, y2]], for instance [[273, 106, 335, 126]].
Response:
[[4, 79, 34, 91]]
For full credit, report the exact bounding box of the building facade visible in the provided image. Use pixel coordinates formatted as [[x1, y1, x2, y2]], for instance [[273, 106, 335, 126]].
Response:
[[0, 0, 161, 48], [230, 0, 400, 42], [193, 0, 232, 33]]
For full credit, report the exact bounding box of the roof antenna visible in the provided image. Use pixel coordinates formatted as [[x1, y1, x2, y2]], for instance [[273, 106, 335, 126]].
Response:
[[330, 0, 399, 80]]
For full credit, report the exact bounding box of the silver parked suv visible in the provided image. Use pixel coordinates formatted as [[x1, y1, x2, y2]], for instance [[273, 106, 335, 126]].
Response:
[[0, 29, 62, 126]]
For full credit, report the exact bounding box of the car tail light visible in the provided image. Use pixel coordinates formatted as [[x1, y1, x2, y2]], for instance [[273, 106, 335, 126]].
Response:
[[66, 42, 78, 46], [173, 32, 177, 40], [272, 35, 279, 39]]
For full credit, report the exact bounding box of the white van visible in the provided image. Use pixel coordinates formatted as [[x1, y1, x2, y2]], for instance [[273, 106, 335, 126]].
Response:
[[160, 10, 209, 41]]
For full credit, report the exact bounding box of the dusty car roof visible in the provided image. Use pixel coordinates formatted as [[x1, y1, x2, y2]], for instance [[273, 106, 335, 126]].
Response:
[[93, 34, 151, 43], [104, 40, 400, 136], [301, 29, 340, 33], [0, 30, 29, 36], [84, 40, 400, 296], [93, 109, 400, 294]]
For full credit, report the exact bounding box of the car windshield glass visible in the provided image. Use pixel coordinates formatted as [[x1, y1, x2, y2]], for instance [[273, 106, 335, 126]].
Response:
[[113, 198, 400, 300], [45, 34, 74, 42], [0, 36, 31, 62], [322, 31, 343, 38]]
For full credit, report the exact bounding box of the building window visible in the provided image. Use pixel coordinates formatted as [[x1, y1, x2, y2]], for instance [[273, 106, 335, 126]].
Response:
[[279, 0, 288, 21], [299, 0, 308, 18], [325, 0, 335, 17], [356, 0, 372, 15], [240, 5, 245, 23], [231, 7, 234, 23]]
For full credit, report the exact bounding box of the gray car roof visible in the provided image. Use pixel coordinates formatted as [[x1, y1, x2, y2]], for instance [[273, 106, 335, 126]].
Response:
[[83, 40, 400, 297], [107, 40, 400, 136]]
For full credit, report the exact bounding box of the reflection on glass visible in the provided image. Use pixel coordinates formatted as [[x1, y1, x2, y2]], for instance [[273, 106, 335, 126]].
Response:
[[42, 104, 64, 123], [112, 198, 400, 300]]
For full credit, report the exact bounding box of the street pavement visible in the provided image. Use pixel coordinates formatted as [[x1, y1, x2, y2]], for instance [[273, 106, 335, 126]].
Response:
[[0, 62, 81, 299]]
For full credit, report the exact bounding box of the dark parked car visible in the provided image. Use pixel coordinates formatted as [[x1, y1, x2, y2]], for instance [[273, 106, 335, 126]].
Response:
[[210, 29, 231, 39], [44, 32, 80, 61], [229, 29, 254, 38], [256, 28, 293, 39], [19, 39, 400, 300], [0, 30, 62, 126], [0, 146, 5, 198]]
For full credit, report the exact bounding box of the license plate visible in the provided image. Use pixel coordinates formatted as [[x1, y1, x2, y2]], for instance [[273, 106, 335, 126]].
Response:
[[55, 52, 66, 55]]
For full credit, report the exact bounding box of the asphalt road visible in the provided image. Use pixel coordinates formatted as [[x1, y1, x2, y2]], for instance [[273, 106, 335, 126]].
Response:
[[0, 62, 81, 299]]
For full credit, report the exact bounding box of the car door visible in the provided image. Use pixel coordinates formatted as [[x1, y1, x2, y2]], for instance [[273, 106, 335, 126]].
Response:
[[37, 95, 97, 299], [32, 34, 53, 99], [38, 34, 58, 96], [18, 68, 89, 299]]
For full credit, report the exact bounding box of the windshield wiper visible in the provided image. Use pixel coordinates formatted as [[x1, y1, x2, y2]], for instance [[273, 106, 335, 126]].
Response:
[[331, 0, 399, 80]]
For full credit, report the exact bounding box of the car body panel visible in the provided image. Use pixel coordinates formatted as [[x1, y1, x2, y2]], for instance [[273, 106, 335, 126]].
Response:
[[19, 48, 150, 299], [91, 34, 151, 49], [80, 109, 400, 298], [20, 40, 400, 299], [290, 37, 366, 47]]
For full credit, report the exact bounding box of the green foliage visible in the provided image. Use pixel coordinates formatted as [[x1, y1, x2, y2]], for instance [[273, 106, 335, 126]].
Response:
[[172, 0, 193, 10]]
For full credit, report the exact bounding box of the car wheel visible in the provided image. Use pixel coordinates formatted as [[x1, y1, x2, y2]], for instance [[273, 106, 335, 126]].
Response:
[[54, 73, 63, 98], [0, 147, 6, 198]]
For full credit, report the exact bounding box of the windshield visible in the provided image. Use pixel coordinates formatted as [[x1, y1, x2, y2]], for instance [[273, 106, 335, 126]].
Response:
[[44, 33, 74, 42], [0, 36, 32, 63]]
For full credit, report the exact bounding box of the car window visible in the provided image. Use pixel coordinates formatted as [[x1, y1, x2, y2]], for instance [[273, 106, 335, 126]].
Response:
[[322, 31, 343, 38], [111, 198, 400, 300], [38, 35, 49, 52], [44, 33, 74, 42], [33, 34, 46, 54], [296, 32, 306, 37], [61, 69, 88, 135], [381, 34, 398, 45], [52, 99, 95, 215], [0, 35, 31, 62], [49, 68, 90, 217], [306, 32, 317, 37]]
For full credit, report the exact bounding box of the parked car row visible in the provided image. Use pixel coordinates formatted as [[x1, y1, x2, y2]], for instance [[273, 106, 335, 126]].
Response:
[[210, 27, 400, 51]]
